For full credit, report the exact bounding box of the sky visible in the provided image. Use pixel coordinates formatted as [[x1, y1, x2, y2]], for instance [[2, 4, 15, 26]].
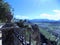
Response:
[[5, 0, 60, 20]]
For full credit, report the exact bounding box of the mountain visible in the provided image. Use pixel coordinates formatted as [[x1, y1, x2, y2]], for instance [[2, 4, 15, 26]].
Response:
[[29, 19, 60, 23], [13, 18, 60, 23]]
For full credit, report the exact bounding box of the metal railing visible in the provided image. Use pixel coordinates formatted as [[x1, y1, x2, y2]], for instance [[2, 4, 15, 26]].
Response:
[[0, 24, 31, 45]]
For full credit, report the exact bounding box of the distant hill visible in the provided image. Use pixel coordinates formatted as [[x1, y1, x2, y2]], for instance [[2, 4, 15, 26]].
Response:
[[29, 19, 60, 23], [14, 18, 60, 23]]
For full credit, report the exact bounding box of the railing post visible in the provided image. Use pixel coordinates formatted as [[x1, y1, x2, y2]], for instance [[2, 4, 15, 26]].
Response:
[[29, 34, 31, 45]]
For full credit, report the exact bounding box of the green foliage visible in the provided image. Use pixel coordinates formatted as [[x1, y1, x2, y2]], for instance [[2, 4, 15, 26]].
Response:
[[0, 0, 12, 22]]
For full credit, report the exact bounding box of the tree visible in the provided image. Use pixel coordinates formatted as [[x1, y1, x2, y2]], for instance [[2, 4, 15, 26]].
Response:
[[0, 0, 13, 22]]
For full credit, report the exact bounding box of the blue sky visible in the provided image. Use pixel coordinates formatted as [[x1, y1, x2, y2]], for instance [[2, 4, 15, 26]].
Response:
[[5, 0, 60, 20]]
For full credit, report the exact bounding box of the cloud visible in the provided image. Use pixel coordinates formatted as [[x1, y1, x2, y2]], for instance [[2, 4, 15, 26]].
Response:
[[14, 15, 29, 19], [39, 10, 60, 20], [14, 10, 60, 20], [53, 10, 60, 13]]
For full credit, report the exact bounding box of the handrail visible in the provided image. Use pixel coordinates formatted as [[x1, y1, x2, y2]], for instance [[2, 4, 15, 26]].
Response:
[[0, 27, 20, 31]]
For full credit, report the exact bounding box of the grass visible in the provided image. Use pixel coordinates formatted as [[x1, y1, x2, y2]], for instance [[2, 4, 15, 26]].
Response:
[[39, 27, 56, 41], [36, 23, 60, 45]]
